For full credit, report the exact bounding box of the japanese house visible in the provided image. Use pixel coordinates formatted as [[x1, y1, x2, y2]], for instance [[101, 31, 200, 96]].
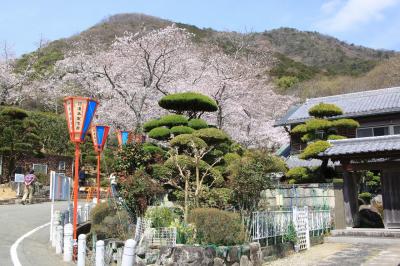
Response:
[[276, 86, 400, 229]]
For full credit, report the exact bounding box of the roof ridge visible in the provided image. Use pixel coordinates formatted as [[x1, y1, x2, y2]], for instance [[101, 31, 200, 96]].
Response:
[[305, 86, 400, 103], [329, 134, 400, 144]]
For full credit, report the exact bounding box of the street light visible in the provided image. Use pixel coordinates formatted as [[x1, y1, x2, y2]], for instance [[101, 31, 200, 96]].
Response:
[[63, 96, 98, 243], [116, 130, 131, 147], [90, 125, 110, 203]]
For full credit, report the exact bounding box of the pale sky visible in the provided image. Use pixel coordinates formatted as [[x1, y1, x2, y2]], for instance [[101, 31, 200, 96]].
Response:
[[1, 0, 400, 56]]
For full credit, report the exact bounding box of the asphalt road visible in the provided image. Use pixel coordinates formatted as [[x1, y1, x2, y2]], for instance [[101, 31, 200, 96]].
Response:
[[0, 201, 72, 266]]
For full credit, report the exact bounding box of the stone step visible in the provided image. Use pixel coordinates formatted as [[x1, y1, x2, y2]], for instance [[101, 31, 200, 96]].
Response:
[[331, 228, 400, 238], [325, 236, 400, 245]]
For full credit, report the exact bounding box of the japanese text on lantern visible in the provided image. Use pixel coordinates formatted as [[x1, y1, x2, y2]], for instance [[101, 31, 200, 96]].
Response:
[[73, 99, 87, 132], [91, 127, 98, 149]]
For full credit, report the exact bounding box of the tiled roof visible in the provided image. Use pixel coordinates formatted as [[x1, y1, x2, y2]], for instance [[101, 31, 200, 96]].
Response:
[[275, 86, 400, 126], [285, 155, 337, 169], [321, 135, 400, 157]]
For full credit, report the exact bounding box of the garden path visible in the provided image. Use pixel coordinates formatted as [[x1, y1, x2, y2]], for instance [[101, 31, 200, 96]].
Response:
[[264, 242, 400, 266]]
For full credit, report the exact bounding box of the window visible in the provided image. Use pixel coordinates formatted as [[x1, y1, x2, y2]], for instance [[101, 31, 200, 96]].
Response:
[[373, 126, 389, 136], [357, 125, 397, 138], [394, 126, 400, 135], [357, 128, 373, 138], [58, 161, 66, 171], [33, 164, 48, 174]]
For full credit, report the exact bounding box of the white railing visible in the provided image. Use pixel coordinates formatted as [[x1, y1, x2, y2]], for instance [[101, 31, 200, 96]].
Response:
[[251, 207, 331, 244]]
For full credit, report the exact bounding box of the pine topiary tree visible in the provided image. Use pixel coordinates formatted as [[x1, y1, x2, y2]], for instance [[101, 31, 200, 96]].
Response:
[[158, 92, 218, 119], [157, 114, 188, 128], [143, 119, 161, 132], [0, 107, 42, 182], [188, 118, 208, 129], [291, 103, 359, 182], [170, 126, 195, 136], [148, 127, 171, 141]]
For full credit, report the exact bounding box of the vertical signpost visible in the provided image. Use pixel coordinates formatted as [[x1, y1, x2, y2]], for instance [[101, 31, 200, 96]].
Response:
[[63, 96, 98, 252], [90, 125, 110, 203]]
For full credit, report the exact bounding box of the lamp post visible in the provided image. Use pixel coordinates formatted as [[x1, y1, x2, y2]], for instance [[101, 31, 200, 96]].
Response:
[[116, 130, 131, 147], [63, 96, 98, 243], [90, 125, 110, 203]]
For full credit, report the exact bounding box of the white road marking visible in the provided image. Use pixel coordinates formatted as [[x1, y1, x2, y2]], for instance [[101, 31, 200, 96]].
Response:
[[10, 222, 50, 266]]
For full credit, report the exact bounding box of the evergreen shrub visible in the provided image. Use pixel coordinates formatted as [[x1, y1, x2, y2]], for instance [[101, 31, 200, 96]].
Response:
[[143, 119, 160, 132], [194, 128, 229, 144], [188, 208, 245, 245], [308, 103, 343, 118], [170, 134, 207, 150], [359, 192, 372, 204], [300, 140, 331, 159], [158, 114, 188, 127], [148, 127, 171, 140], [145, 206, 178, 228], [158, 92, 218, 112], [170, 125, 194, 136], [188, 118, 208, 129]]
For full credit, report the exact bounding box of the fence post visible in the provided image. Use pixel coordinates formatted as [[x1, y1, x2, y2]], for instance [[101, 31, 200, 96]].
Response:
[[77, 205, 82, 224], [63, 223, 73, 262], [84, 203, 90, 222], [121, 239, 137, 266], [63, 210, 70, 225], [96, 240, 105, 266], [304, 206, 310, 250], [77, 234, 86, 266], [56, 225, 63, 254], [52, 210, 61, 248]]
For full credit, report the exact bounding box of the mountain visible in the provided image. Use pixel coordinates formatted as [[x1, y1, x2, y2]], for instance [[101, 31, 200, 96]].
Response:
[[19, 13, 398, 95], [10, 13, 400, 147]]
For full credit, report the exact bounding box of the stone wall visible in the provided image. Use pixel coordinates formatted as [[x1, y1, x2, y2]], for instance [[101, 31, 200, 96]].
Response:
[[147, 242, 263, 266], [259, 183, 335, 210]]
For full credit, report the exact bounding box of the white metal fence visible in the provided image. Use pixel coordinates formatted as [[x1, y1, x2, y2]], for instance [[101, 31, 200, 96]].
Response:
[[251, 207, 331, 247]]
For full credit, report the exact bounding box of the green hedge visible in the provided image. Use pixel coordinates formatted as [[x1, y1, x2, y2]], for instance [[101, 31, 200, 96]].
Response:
[[158, 92, 218, 112], [1, 107, 29, 119], [148, 127, 171, 140], [188, 208, 245, 245], [170, 126, 194, 136], [158, 114, 188, 128], [143, 119, 161, 132], [308, 103, 343, 118]]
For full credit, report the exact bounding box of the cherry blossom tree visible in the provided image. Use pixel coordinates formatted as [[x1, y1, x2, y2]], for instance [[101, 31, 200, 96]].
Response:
[[57, 25, 193, 130]]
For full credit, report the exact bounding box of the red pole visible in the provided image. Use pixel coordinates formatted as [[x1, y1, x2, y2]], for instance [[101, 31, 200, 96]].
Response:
[[97, 152, 101, 203], [73, 143, 80, 241]]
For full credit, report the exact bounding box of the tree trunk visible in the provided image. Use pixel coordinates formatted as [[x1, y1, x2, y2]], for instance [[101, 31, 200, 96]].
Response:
[[319, 159, 329, 182], [184, 177, 189, 223], [194, 161, 200, 207]]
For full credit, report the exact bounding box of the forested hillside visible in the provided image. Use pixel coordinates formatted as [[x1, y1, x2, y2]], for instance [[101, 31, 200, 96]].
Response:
[[1, 13, 399, 148]]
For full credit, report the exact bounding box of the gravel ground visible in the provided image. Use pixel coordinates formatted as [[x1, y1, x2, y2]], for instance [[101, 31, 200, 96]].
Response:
[[264, 243, 400, 266]]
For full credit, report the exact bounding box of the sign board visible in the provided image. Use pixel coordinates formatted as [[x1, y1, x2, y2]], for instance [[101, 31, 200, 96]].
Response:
[[14, 173, 25, 183]]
